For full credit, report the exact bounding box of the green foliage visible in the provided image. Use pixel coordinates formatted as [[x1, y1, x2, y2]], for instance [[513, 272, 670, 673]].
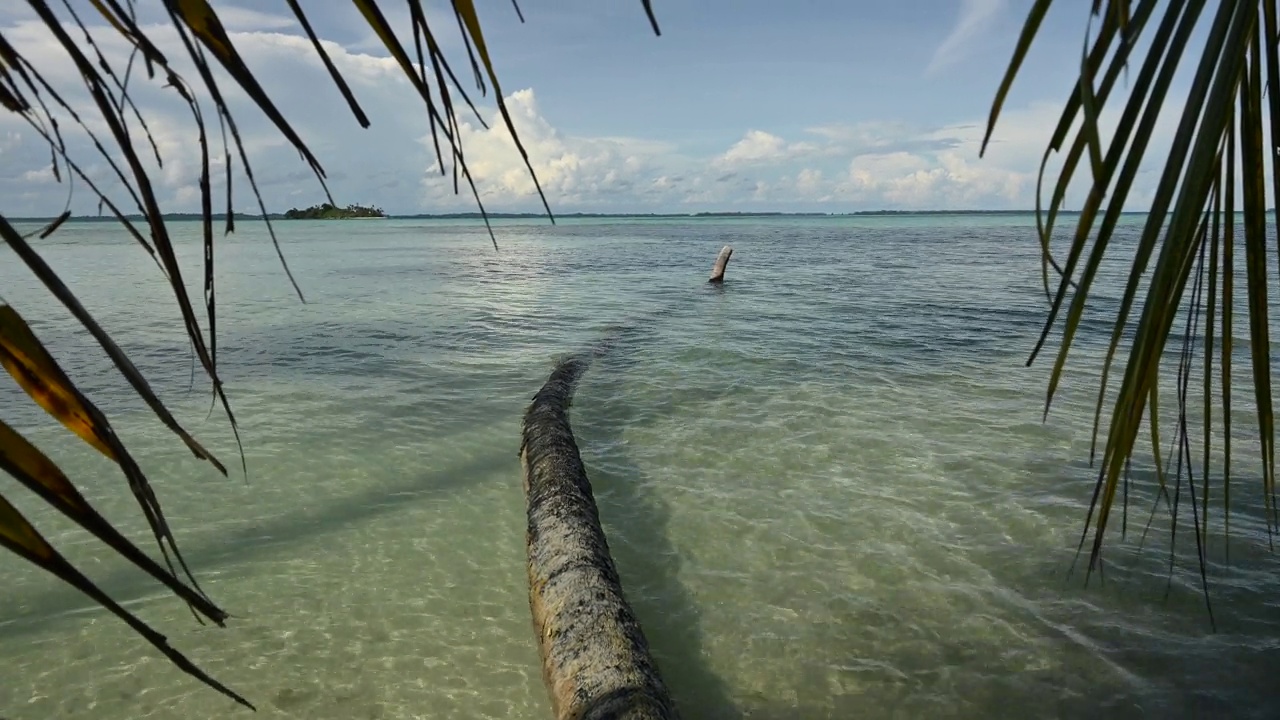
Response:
[[1, 0, 656, 707], [282, 202, 387, 219], [986, 0, 1280, 626]]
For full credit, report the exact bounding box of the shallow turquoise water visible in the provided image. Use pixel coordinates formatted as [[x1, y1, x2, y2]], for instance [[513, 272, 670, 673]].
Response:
[[1, 215, 1278, 719]]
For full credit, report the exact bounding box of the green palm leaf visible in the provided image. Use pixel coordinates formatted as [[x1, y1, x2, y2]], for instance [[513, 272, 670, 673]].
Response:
[[988, 0, 1279, 619]]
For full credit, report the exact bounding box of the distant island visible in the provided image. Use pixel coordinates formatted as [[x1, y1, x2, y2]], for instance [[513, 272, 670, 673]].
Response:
[[283, 203, 386, 219]]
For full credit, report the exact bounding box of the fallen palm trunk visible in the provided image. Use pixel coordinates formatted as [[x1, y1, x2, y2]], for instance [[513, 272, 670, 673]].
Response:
[[519, 354, 679, 720]]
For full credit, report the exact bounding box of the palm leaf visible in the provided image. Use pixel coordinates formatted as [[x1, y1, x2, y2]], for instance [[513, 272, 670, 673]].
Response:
[[1, 0, 661, 708], [0, 490, 252, 709], [989, 0, 1276, 608]]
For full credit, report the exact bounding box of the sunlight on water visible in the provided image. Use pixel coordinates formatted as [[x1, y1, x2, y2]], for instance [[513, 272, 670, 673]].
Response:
[[1, 215, 1279, 719]]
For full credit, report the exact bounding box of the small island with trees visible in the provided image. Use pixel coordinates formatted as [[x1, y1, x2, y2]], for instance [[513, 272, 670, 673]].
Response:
[[282, 202, 387, 219]]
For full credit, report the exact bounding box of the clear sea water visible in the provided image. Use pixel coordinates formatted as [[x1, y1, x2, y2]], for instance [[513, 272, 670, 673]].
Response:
[[1, 215, 1278, 719]]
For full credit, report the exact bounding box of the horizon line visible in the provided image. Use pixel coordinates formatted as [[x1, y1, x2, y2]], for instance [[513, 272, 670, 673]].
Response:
[[9, 208, 1183, 223]]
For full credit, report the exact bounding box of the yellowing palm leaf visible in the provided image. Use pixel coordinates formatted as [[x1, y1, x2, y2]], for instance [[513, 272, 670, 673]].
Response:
[[1, 0, 661, 709], [1, 304, 119, 460]]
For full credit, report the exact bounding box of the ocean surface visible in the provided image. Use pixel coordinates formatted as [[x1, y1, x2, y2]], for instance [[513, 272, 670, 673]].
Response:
[[1, 214, 1278, 719]]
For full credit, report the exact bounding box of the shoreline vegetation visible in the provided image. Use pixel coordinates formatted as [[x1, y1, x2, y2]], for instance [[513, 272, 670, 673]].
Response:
[[11, 208, 1182, 223], [281, 202, 386, 219]]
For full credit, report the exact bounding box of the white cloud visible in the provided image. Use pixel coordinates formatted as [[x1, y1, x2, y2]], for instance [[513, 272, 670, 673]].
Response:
[[417, 90, 1187, 212], [926, 0, 1007, 76], [20, 167, 57, 185], [420, 88, 679, 209], [795, 168, 823, 192], [0, 10, 1197, 217], [717, 130, 815, 166]]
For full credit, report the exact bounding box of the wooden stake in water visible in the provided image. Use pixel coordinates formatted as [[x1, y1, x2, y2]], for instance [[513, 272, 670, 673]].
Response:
[[519, 356, 680, 720], [709, 245, 733, 283]]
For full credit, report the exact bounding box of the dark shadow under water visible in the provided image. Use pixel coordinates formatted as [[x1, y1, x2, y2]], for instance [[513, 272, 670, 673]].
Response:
[[558, 304, 1280, 720], [0, 433, 506, 642], [561, 285, 810, 719], [572, 364, 748, 719], [565, 303, 811, 720]]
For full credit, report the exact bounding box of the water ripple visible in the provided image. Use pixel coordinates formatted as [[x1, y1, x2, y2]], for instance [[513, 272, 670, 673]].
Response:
[[1, 216, 1278, 719]]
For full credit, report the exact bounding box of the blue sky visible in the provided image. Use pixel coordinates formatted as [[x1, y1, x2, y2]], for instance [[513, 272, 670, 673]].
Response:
[[0, 1, 1209, 216]]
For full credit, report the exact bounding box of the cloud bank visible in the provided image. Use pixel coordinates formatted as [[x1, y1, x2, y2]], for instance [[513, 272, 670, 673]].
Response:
[[0, 8, 1187, 218]]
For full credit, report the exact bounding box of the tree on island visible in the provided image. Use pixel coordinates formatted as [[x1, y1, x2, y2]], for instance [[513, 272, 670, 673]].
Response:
[[282, 202, 386, 219], [2, 0, 1277, 711]]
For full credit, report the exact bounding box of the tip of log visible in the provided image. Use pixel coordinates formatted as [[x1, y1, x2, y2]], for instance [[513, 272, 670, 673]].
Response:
[[708, 244, 733, 283]]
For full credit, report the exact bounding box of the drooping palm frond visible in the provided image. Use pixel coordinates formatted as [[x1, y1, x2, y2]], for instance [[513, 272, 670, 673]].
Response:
[[0, 0, 660, 708], [985, 0, 1277, 621]]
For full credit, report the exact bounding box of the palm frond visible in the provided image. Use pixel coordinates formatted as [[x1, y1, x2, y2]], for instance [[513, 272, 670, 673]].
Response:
[[1, 0, 661, 708], [988, 0, 1277, 612]]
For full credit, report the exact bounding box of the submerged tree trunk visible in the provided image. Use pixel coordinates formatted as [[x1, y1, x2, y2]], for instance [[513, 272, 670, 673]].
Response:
[[709, 245, 733, 283], [519, 356, 680, 720]]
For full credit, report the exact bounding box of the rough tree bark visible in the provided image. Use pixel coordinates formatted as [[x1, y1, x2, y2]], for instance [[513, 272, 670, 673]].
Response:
[[519, 355, 680, 720]]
